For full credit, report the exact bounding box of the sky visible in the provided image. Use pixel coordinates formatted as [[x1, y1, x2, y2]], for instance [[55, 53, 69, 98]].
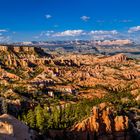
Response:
[[0, 0, 140, 42]]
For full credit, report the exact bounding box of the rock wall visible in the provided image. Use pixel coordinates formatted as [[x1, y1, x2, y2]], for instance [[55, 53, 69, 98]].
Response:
[[47, 103, 132, 140], [70, 103, 130, 140]]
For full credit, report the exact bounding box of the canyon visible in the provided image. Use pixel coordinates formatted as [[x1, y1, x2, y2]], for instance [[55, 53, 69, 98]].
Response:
[[0, 45, 139, 140]]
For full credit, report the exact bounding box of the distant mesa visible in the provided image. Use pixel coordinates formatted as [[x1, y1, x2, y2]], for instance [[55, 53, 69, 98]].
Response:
[[93, 39, 132, 46]]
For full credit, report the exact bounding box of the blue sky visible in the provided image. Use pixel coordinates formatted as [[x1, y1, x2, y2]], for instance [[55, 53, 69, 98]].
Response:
[[0, 0, 140, 42]]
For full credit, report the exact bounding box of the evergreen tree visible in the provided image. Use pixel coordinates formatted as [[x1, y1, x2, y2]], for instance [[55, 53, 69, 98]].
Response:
[[27, 109, 36, 129], [43, 106, 53, 130], [52, 106, 61, 129], [35, 105, 45, 132]]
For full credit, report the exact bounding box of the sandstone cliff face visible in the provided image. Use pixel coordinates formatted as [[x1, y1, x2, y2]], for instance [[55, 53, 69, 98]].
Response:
[[0, 45, 8, 51], [69, 103, 130, 140], [47, 103, 132, 140], [0, 45, 35, 53], [0, 45, 52, 68]]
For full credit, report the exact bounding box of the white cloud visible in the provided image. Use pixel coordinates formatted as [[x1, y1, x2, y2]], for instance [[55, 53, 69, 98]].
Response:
[[52, 30, 85, 37], [45, 14, 52, 19], [81, 16, 90, 22], [89, 30, 119, 40], [90, 30, 118, 35], [128, 26, 140, 33], [34, 29, 121, 40], [0, 29, 7, 32]]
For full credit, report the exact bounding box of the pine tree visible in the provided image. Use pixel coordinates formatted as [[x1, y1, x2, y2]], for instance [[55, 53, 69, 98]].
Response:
[[35, 105, 45, 132], [43, 106, 53, 130], [52, 106, 61, 129], [27, 109, 36, 129]]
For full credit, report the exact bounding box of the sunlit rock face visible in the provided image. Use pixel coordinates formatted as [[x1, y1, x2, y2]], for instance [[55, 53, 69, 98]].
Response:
[[0, 45, 51, 67], [0, 45, 8, 51], [101, 53, 127, 63], [47, 103, 132, 140], [69, 103, 130, 140]]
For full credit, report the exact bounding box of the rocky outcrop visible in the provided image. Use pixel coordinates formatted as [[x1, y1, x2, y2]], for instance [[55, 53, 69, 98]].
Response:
[[0, 114, 36, 140], [69, 103, 130, 140], [102, 53, 127, 63], [0, 45, 35, 52], [0, 45, 52, 67], [0, 45, 8, 51], [47, 103, 132, 140]]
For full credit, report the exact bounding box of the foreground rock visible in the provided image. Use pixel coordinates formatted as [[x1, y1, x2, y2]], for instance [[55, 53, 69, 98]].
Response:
[[0, 114, 36, 140]]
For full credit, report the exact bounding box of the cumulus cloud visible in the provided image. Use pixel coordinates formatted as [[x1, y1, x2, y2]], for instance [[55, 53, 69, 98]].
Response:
[[52, 30, 85, 37], [45, 14, 52, 19], [34, 30, 87, 40], [89, 30, 119, 40], [81, 16, 90, 22], [90, 30, 118, 35], [128, 26, 140, 33], [0, 29, 7, 32], [34, 29, 121, 40]]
